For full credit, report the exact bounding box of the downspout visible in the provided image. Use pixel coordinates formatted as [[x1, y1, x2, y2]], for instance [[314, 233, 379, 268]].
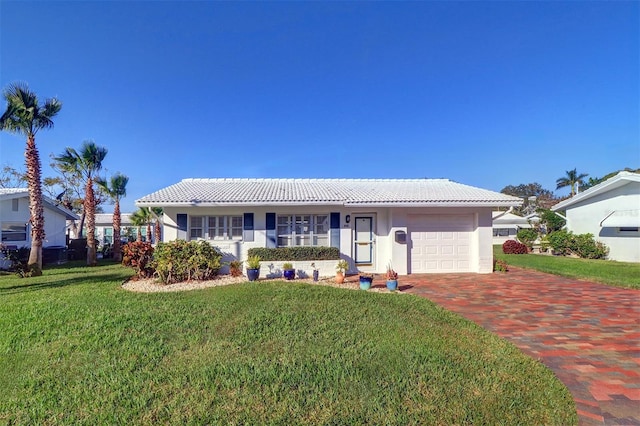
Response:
[[553, 211, 569, 230]]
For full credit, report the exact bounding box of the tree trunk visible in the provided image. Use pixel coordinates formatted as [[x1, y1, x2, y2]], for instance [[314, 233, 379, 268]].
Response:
[[25, 135, 44, 275], [113, 200, 122, 262], [85, 178, 97, 266], [154, 219, 161, 244], [147, 223, 152, 244]]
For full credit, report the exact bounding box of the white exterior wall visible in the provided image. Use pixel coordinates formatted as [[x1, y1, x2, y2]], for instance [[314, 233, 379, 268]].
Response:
[[564, 182, 640, 262], [161, 205, 496, 274], [1, 196, 69, 247]]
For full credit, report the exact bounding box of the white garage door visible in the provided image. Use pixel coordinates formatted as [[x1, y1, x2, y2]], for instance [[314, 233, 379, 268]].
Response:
[[409, 214, 474, 273]]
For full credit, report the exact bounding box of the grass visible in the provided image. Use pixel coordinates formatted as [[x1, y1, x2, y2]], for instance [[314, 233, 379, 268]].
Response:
[[0, 262, 576, 425], [494, 245, 640, 289]]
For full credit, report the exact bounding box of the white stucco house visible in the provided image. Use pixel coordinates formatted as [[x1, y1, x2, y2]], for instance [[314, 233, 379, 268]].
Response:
[[136, 178, 522, 275], [492, 211, 536, 245], [94, 213, 152, 246], [551, 171, 640, 263], [1, 188, 78, 248]]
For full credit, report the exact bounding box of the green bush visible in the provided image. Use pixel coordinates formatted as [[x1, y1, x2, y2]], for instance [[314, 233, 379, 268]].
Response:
[[154, 240, 222, 284], [247, 246, 340, 261], [516, 229, 538, 248], [538, 209, 566, 233], [547, 230, 608, 259], [572, 233, 609, 259]]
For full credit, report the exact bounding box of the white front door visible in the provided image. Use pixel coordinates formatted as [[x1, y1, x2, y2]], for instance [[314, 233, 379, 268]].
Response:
[[354, 216, 374, 265]]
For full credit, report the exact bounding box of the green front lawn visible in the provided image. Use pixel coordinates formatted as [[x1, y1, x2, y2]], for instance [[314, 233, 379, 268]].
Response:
[[494, 245, 640, 289], [0, 262, 576, 425]]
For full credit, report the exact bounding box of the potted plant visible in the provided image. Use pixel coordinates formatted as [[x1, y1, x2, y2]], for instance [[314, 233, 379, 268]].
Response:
[[359, 272, 374, 290], [335, 259, 348, 284], [229, 260, 243, 277], [282, 262, 295, 280], [311, 262, 319, 281], [246, 255, 261, 281], [386, 263, 398, 291]]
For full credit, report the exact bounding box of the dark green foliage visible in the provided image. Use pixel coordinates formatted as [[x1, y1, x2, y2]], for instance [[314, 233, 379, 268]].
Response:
[[153, 240, 222, 284], [538, 209, 566, 233], [248, 246, 340, 261], [547, 230, 608, 259], [503, 240, 528, 254], [516, 229, 538, 248], [121, 241, 154, 278]]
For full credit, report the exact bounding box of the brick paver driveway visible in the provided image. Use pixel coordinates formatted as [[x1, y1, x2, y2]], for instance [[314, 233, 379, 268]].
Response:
[[398, 267, 639, 426]]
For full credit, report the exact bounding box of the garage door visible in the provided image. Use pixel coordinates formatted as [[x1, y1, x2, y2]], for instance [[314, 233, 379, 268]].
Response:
[[409, 214, 474, 273]]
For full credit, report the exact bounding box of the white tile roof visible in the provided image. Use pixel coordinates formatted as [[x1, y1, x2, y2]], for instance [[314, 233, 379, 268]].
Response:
[[552, 171, 640, 211], [137, 178, 522, 207]]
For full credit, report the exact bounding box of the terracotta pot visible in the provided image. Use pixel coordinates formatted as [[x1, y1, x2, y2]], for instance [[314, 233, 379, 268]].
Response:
[[335, 272, 345, 284]]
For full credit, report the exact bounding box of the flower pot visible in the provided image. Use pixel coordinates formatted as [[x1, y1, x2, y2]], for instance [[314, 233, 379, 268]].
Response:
[[312, 270, 319, 281], [246, 268, 260, 282], [335, 272, 345, 284], [283, 269, 295, 280], [359, 275, 373, 290], [386, 279, 398, 291]]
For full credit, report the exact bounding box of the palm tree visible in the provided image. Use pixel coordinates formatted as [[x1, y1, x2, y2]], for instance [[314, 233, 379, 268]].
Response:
[[130, 208, 153, 243], [96, 173, 129, 262], [556, 168, 589, 196], [0, 83, 62, 274], [151, 207, 163, 244], [54, 141, 108, 266]]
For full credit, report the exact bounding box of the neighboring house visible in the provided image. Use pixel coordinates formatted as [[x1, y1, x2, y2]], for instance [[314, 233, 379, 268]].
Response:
[[136, 178, 522, 274], [94, 213, 149, 246], [492, 211, 534, 245], [551, 171, 640, 263], [0, 188, 78, 248]]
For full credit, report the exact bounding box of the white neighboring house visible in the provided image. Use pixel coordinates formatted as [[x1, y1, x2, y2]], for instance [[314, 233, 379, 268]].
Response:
[[551, 171, 640, 263], [136, 178, 522, 275], [492, 211, 536, 245], [94, 213, 147, 246], [1, 188, 79, 267]]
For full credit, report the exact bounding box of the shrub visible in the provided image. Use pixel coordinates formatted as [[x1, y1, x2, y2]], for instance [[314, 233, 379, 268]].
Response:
[[547, 230, 572, 255], [246, 255, 261, 270], [229, 260, 243, 277], [547, 230, 609, 259], [247, 246, 340, 261], [571, 233, 609, 259], [502, 240, 528, 254], [153, 240, 222, 284], [516, 229, 538, 249], [122, 241, 155, 279], [493, 259, 508, 272]]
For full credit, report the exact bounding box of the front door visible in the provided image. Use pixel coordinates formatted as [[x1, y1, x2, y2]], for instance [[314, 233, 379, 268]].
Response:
[[354, 216, 374, 265]]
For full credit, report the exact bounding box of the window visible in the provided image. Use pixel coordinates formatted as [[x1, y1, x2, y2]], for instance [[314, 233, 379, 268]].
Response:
[[12, 199, 19, 212], [190, 215, 243, 240], [103, 227, 113, 245], [493, 228, 510, 237], [1, 222, 27, 242], [277, 214, 329, 247]]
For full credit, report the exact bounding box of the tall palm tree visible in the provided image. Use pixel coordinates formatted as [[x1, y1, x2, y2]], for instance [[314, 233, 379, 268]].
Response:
[[96, 173, 129, 262], [556, 168, 589, 196], [0, 83, 62, 274], [54, 141, 108, 266], [151, 207, 163, 244], [130, 208, 152, 243]]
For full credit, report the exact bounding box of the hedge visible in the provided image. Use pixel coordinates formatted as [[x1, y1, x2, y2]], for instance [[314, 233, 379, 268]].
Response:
[[247, 246, 340, 261]]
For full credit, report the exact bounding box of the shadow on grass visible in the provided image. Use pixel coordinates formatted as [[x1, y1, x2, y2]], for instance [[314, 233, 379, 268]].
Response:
[[0, 273, 128, 294]]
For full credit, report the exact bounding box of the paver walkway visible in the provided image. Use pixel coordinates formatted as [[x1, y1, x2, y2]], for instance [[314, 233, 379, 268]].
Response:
[[395, 267, 639, 426]]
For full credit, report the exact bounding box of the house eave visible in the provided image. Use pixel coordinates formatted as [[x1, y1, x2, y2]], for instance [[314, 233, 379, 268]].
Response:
[[136, 200, 522, 209]]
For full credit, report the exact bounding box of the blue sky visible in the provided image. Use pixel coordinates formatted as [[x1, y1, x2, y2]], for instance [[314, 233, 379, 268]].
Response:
[[1, 1, 638, 213]]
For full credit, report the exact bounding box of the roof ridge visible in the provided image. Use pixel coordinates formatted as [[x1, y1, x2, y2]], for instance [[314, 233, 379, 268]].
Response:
[[181, 177, 452, 182]]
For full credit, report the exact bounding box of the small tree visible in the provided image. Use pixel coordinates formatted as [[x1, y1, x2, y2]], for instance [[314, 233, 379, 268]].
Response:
[[96, 173, 129, 262]]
